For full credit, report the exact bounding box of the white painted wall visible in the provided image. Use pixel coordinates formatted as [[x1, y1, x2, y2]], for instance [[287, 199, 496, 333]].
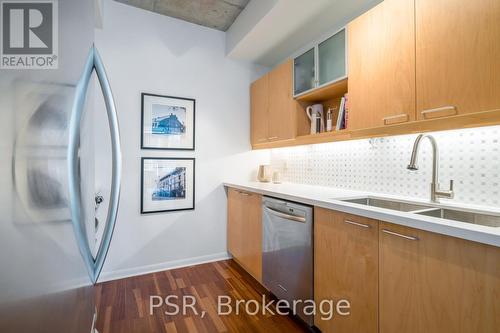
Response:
[[94, 0, 269, 281]]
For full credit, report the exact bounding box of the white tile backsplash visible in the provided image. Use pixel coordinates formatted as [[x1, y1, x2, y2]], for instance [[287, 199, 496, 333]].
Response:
[[270, 126, 500, 207]]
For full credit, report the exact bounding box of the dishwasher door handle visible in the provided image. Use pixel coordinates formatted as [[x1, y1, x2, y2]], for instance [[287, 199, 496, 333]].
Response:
[[264, 206, 306, 223]]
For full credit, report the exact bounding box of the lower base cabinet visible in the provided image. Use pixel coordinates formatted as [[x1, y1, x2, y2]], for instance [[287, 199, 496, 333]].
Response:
[[227, 188, 262, 282], [379, 222, 500, 333], [226, 192, 500, 333], [314, 208, 379, 333], [315, 208, 500, 333]]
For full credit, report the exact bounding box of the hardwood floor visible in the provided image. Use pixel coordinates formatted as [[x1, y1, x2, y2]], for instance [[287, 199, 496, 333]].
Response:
[[96, 260, 309, 333]]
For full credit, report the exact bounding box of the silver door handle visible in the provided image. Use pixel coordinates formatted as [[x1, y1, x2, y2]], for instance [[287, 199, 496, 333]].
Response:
[[382, 229, 418, 241], [93, 47, 121, 285], [344, 219, 370, 228], [264, 206, 306, 223], [68, 46, 121, 284]]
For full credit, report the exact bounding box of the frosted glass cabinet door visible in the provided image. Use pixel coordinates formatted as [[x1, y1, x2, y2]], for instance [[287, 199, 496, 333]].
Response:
[[319, 29, 346, 85], [294, 48, 315, 95]]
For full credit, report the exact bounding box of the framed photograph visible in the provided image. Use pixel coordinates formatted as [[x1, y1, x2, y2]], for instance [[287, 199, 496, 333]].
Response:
[[141, 157, 195, 214], [141, 93, 195, 150]]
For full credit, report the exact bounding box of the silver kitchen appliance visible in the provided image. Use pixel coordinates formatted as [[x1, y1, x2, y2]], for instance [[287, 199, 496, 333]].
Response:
[[0, 1, 121, 332], [262, 196, 314, 326]]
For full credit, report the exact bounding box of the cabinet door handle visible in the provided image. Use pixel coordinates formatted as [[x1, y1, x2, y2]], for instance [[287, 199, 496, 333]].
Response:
[[268, 136, 279, 140], [237, 190, 250, 196], [344, 219, 370, 228], [382, 229, 418, 241], [421, 106, 457, 119], [383, 113, 409, 125]]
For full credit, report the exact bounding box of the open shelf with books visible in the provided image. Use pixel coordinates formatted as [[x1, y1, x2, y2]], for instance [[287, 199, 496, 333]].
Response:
[[294, 77, 349, 138]]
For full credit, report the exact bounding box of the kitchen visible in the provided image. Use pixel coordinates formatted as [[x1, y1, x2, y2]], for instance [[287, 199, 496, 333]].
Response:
[[0, 0, 498, 332]]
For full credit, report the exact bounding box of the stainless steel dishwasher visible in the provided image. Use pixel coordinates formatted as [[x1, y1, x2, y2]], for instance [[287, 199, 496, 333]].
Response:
[[262, 196, 313, 326]]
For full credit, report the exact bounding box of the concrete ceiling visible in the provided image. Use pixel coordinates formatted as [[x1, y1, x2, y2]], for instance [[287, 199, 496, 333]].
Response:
[[226, 0, 383, 66], [114, 0, 250, 31]]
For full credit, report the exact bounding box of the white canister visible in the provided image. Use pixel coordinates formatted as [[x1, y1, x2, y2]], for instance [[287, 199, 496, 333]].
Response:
[[272, 171, 282, 184], [257, 165, 272, 182]]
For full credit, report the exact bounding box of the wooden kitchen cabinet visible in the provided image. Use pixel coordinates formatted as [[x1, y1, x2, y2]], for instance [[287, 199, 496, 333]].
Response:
[[250, 60, 299, 146], [314, 208, 379, 333], [227, 188, 244, 260], [250, 74, 269, 144], [250, 0, 500, 150], [347, 0, 416, 130], [227, 188, 262, 281], [268, 59, 296, 141], [379, 221, 500, 333], [415, 0, 500, 119]]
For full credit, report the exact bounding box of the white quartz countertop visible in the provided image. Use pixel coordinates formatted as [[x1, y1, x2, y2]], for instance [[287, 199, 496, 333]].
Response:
[[223, 181, 500, 247]]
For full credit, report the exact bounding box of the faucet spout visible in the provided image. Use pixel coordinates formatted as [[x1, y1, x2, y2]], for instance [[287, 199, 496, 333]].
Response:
[[407, 134, 427, 171], [407, 134, 454, 202]]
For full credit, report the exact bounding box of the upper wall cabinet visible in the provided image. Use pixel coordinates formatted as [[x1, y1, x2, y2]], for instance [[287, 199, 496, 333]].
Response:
[[294, 48, 316, 96], [347, 0, 416, 130], [250, 0, 500, 150], [318, 30, 346, 86], [294, 28, 347, 97], [268, 60, 297, 141], [250, 74, 269, 144], [415, 0, 500, 120], [251, 59, 298, 145]]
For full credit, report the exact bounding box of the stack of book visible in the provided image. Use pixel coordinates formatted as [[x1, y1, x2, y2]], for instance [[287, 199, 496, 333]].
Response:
[[335, 93, 349, 131]]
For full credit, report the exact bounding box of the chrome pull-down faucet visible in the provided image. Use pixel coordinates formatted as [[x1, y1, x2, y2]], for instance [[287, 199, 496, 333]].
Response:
[[407, 134, 454, 202]]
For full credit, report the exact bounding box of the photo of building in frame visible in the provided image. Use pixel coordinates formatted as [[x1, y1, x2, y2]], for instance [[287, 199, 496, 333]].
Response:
[[152, 167, 186, 200]]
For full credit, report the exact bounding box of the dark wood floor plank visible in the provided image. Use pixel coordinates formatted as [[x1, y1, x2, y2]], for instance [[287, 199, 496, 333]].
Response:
[[96, 259, 308, 333]]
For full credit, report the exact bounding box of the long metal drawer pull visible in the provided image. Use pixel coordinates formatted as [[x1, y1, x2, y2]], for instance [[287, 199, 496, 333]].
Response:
[[382, 229, 418, 241], [344, 219, 370, 228], [68, 46, 121, 285], [383, 113, 409, 125], [421, 106, 457, 119], [264, 206, 306, 223], [268, 136, 279, 140]]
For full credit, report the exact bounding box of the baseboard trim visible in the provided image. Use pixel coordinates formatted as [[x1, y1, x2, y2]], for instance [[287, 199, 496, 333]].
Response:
[[98, 252, 232, 283]]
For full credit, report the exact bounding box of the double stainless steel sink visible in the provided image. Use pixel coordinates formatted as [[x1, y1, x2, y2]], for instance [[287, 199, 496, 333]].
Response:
[[341, 197, 500, 228], [344, 197, 433, 212]]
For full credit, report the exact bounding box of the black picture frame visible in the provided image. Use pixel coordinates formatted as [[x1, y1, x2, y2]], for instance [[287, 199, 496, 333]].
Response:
[[141, 93, 196, 150], [140, 157, 195, 214]]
